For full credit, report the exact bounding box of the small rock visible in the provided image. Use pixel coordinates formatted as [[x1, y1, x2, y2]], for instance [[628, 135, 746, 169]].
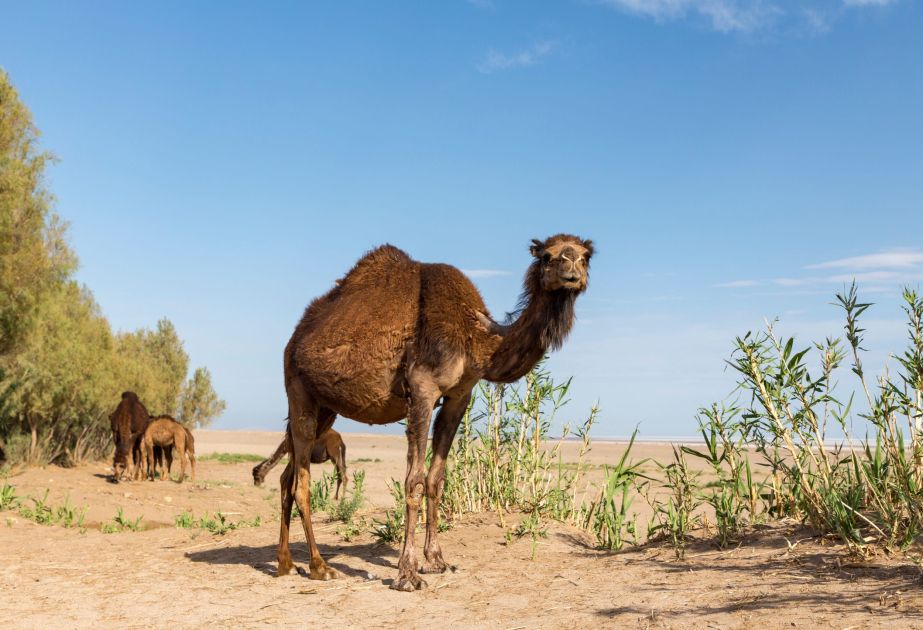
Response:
[[123, 492, 132, 498], [164, 496, 172, 503]]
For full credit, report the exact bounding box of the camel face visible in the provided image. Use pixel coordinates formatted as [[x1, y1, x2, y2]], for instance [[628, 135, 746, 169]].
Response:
[[531, 234, 593, 292]]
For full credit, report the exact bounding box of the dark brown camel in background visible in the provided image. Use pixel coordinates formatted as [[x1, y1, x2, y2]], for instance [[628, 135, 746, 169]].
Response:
[[109, 391, 151, 481], [275, 234, 592, 591], [252, 428, 347, 498], [140, 416, 196, 483]]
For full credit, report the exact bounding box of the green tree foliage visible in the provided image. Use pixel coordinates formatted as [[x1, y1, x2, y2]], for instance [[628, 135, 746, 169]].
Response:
[[0, 69, 225, 465], [113, 319, 189, 418], [179, 367, 226, 429], [0, 69, 75, 357]]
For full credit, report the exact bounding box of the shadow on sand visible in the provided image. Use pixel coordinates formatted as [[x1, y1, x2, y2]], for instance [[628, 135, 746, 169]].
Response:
[[186, 541, 399, 581]]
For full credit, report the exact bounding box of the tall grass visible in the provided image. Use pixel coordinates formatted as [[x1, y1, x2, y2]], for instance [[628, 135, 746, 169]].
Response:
[[443, 364, 600, 531], [723, 283, 923, 553], [419, 284, 923, 559]]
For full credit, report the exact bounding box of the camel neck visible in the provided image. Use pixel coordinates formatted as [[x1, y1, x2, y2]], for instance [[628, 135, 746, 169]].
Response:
[[483, 287, 576, 383]]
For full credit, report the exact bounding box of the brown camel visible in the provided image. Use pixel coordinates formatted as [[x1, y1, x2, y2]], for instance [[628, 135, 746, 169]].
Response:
[[140, 416, 196, 483], [110, 391, 152, 481], [153, 423, 196, 480], [275, 234, 592, 591], [252, 428, 348, 498]]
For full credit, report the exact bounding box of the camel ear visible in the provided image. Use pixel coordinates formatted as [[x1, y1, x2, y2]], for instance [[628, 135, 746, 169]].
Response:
[[530, 238, 544, 258], [583, 239, 595, 260]]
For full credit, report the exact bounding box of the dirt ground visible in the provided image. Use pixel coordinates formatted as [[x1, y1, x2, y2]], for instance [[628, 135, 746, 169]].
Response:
[[2, 431, 922, 629]]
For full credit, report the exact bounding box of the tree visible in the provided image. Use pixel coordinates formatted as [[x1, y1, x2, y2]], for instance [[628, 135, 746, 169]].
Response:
[[0, 68, 75, 358], [0, 68, 225, 465], [114, 318, 189, 416], [179, 367, 226, 428]]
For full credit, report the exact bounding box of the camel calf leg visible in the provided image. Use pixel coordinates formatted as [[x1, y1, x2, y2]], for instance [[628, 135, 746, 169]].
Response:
[[253, 438, 288, 487]]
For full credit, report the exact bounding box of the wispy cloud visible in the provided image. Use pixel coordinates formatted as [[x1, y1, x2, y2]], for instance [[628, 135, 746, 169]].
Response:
[[462, 268, 512, 279], [598, 0, 781, 33], [843, 0, 897, 7], [476, 41, 556, 74], [717, 248, 923, 291], [806, 249, 923, 270], [597, 0, 898, 35]]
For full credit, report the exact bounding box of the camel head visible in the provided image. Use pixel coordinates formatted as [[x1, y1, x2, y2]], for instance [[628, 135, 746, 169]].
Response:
[[529, 234, 593, 293]]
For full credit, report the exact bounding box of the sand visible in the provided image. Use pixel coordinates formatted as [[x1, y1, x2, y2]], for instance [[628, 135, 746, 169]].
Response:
[[1, 430, 921, 629]]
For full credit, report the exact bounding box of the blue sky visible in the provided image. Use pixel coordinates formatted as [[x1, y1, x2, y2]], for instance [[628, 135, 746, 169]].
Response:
[[2, 1, 920, 437]]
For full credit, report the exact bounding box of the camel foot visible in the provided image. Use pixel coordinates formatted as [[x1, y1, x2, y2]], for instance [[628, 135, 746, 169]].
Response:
[[309, 561, 340, 581], [277, 557, 294, 577], [390, 572, 427, 591], [420, 558, 455, 574]]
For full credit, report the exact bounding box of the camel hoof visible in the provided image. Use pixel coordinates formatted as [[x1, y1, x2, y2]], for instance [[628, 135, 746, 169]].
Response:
[[390, 573, 427, 591], [420, 560, 453, 574], [277, 559, 294, 577], [309, 563, 340, 581]]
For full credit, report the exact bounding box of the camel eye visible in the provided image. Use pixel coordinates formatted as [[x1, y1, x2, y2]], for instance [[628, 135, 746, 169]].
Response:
[[542, 252, 552, 264]]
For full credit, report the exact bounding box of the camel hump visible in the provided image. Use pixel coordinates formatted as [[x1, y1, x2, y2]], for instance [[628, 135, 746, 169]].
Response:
[[336, 244, 415, 287]]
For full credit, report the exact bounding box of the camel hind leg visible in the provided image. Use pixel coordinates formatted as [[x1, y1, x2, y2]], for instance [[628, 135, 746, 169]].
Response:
[[175, 431, 187, 483], [391, 368, 441, 591], [284, 376, 338, 581], [332, 439, 347, 500], [186, 447, 196, 483]]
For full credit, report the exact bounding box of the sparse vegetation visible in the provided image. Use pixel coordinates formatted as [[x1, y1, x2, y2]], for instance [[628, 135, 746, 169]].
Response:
[[175, 508, 195, 529], [200, 452, 265, 464], [5, 487, 87, 529], [173, 508, 260, 534], [372, 479, 407, 544], [0, 483, 19, 511], [430, 286, 923, 561], [101, 507, 143, 533]]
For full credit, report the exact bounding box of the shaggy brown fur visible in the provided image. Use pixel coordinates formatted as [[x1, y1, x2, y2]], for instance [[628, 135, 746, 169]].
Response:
[[109, 391, 151, 482], [140, 416, 196, 483], [252, 428, 347, 498], [275, 234, 592, 590]]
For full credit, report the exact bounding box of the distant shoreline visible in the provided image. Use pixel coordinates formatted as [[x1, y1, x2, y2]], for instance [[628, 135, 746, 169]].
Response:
[[197, 428, 866, 448]]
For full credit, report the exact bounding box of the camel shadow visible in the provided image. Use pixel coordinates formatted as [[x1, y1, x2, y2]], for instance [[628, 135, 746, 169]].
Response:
[[185, 541, 399, 581]]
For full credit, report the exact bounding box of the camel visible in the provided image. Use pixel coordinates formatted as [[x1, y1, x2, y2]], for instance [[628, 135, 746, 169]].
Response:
[[252, 428, 348, 498], [110, 391, 151, 481], [140, 416, 196, 483], [274, 234, 592, 591], [151, 422, 196, 481]]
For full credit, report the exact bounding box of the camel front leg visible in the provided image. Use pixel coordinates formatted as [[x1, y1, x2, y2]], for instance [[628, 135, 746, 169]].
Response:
[[422, 392, 470, 574], [391, 381, 439, 591]]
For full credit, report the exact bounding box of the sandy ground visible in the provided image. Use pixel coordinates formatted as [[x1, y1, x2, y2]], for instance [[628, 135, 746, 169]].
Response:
[[2, 431, 922, 629]]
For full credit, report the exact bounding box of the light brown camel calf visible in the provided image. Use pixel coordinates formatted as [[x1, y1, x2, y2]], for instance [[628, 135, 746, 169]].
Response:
[[141, 416, 196, 483], [274, 234, 592, 590], [252, 428, 347, 498]]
